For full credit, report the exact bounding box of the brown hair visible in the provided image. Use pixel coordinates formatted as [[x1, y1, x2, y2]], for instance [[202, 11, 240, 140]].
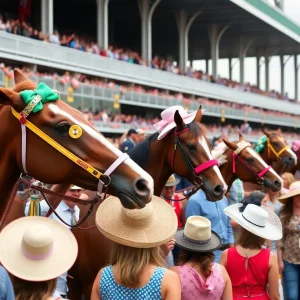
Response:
[[177, 249, 215, 277], [11, 276, 56, 300], [279, 197, 294, 227], [110, 243, 165, 287], [236, 227, 266, 249]]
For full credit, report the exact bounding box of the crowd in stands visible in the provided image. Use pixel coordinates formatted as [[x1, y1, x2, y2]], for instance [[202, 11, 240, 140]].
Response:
[[0, 12, 296, 102], [1, 62, 299, 126]]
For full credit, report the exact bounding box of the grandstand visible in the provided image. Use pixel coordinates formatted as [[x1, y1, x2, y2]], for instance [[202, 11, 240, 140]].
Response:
[[0, 0, 299, 142]]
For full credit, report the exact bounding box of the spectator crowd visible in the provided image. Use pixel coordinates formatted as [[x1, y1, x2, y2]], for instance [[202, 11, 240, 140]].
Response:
[[0, 11, 297, 103]]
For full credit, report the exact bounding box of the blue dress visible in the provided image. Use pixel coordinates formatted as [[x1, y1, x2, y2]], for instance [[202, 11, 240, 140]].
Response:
[[100, 265, 166, 299]]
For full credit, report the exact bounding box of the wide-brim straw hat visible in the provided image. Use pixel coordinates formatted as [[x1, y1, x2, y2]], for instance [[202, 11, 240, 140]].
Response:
[[224, 203, 282, 241], [278, 181, 300, 204], [165, 174, 180, 187], [96, 195, 177, 248], [175, 216, 221, 252], [0, 216, 78, 282]]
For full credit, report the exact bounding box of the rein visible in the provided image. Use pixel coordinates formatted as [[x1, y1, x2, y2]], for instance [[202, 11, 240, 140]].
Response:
[[0, 175, 104, 230]]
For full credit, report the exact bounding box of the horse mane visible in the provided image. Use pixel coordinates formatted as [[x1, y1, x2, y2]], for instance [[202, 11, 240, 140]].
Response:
[[128, 122, 207, 168], [129, 132, 159, 168]]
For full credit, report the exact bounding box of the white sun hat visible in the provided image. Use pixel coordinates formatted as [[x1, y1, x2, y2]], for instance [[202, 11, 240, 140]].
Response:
[[224, 203, 282, 241], [0, 216, 78, 281], [153, 106, 204, 140]]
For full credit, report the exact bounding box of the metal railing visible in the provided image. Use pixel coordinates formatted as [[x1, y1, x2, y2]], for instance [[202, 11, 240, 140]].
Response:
[[0, 31, 299, 115], [0, 70, 299, 128]]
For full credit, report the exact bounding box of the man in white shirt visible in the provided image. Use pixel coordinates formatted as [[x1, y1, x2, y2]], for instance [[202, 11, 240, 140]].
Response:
[[24, 185, 82, 298]]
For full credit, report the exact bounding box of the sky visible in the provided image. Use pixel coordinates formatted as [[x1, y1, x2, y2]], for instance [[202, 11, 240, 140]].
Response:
[[193, 0, 300, 99]]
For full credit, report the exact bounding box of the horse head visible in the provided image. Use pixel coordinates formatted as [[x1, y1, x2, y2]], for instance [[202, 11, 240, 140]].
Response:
[[0, 69, 154, 209], [168, 106, 227, 201], [223, 134, 282, 192], [262, 128, 297, 168]]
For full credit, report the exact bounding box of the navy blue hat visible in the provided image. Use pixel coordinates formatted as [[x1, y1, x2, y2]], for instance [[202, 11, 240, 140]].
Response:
[[127, 129, 138, 136]]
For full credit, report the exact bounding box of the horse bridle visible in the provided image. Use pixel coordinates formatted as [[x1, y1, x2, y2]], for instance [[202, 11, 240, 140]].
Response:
[[170, 127, 219, 190], [232, 141, 271, 185], [11, 89, 129, 195], [267, 135, 290, 163]]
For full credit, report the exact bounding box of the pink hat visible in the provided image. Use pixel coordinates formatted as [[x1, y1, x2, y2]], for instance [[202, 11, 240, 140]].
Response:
[[153, 106, 202, 140], [292, 140, 300, 152]]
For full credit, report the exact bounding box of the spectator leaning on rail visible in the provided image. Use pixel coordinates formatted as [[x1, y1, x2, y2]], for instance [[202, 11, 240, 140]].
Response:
[[119, 128, 138, 153]]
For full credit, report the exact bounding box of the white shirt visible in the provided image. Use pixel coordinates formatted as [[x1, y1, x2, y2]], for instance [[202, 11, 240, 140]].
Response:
[[24, 200, 80, 296]]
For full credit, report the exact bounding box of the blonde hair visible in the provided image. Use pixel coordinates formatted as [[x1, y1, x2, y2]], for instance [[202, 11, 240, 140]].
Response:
[[12, 276, 56, 300], [110, 243, 165, 286], [281, 172, 296, 189]]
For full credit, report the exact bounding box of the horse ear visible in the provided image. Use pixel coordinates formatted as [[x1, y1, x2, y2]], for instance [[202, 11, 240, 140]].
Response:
[[239, 134, 245, 141], [0, 88, 23, 109], [262, 128, 271, 137], [14, 69, 31, 84], [174, 110, 185, 131], [223, 138, 238, 151], [194, 105, 202, 123], [277, 128, 282, 135]]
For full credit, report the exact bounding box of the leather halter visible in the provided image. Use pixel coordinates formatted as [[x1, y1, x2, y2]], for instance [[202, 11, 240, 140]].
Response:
[[11, 93, 128, 195], [232, 141, 271, 185], [170, 127, 219, 187], [267, 137, 290, 160]]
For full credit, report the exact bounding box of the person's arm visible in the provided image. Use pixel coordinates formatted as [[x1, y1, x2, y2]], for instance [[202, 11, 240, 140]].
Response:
[[268, 252, 280, 300], [219, 249, 228, 267], [91, 269, 102, 300], [220, 264, 232, 300], [161, 269, 181, 300], [226, 213, 235, 247], [276, 222, 284, 274]]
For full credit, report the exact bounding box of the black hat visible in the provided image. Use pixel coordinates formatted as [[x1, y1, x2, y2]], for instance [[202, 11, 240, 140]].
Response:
[[127, 129, 138, 136]]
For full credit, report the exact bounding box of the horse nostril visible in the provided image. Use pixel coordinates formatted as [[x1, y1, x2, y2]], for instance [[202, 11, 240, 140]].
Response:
[[213, 185, 223, 196], [288, 157, 294, 162], [134, 179, 150, 196], [274, 180, 281, 188]]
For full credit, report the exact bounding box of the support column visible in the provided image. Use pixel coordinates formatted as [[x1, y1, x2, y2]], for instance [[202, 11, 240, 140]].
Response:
[[176, 10, 202, 73], [239, 37, 255, 85], [228, 57, 232, 80], [256, 56, 260, 88], [96, 0, 110, 49], [295, 54, 299, 101], [265, 55, 270, 92], [205, 58, 209, 73], [138, 0, 161, 65], [208, 24, 230, 80], [41, 0, 53, 34]]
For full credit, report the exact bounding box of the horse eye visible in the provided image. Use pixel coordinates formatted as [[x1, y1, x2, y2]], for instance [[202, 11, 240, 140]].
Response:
[[56, 123, 70, 135], [187, 144, 197, 152], [246, 157, 254, 164]]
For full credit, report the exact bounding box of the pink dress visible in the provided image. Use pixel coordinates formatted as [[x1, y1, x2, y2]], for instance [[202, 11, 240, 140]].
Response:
[[177, 263, 225, 300]]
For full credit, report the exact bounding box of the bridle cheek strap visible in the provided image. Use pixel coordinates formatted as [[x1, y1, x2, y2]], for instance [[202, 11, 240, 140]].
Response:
[[232, 152, 271, 179], [97, 153, 129, 194], [194, 159, 219, 174], [267, 138, 290, 159]]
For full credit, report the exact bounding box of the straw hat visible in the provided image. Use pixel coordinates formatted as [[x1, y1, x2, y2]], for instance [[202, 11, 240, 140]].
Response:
[[95, 195, 177, 248], [278, 181, 300, 204], [224, 203, 282, 240], [136, 129, 145, 135], [175, 216, 221, 252], [0, 217, 78, 282], [165, 174, 180, 187]]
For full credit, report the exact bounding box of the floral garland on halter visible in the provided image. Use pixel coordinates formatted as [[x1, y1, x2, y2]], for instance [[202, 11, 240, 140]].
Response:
[[254, 136, 267, 153]]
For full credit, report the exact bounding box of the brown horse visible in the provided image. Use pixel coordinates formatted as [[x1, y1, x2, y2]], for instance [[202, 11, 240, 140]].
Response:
[[0, 69, 155, 225], [243, 128, 297, 193], [68, 107, 228, 299], [221, 134, 282, 192]]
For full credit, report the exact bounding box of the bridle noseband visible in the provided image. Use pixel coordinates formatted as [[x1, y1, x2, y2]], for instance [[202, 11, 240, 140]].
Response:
[[267, 136, 290, 162], [11, 84, 128, 195], [170, 127, 219, 188], [232, 141, 271, 185]]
